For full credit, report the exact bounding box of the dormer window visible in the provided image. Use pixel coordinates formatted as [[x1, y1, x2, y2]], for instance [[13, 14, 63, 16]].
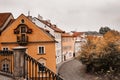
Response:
[[14, 24, 32, 34], [14, 24, 32, 46]]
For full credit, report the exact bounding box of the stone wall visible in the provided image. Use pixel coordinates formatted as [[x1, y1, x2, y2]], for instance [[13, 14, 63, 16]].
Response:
[[0, 74, 14, 80]]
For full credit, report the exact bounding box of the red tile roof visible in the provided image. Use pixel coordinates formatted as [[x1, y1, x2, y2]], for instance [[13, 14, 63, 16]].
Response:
[[0, 13, 12, 28], [51, 24, 65, 33], [35, 17, 65, 33], [72, 32, 84, 37], [6, 19, 15, 27], [0, 19, 15, 33]]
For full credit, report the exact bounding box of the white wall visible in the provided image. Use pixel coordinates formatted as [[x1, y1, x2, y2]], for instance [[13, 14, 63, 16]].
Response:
[[32, 18, 62, 64]]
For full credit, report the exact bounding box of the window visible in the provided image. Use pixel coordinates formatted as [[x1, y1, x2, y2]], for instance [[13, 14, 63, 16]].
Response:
[[21, 19, 24, 23], [38, 58, 46, 72], [38, 46, 45, 54], [38, 64, 45, 71], [2, 64, 9, 72], [1, 59, 10, 72], [21, 34, 26, 42], [2, 47, 8, 51], [21, 27, 26, 33]]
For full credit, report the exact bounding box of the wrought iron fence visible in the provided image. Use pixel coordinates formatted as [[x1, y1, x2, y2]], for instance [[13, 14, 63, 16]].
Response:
[[24, 53, 63, 80], [0, 50, 63, 80]]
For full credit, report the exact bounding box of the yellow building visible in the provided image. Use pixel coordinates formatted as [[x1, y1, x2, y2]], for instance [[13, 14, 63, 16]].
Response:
[[0, 13, 56, 73]]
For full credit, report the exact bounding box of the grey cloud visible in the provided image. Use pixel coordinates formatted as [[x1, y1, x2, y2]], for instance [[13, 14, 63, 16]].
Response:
[[0, 0, 120, 32]]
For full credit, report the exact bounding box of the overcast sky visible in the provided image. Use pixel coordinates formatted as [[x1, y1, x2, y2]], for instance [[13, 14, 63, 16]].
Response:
[[0, 0, 120, 32]]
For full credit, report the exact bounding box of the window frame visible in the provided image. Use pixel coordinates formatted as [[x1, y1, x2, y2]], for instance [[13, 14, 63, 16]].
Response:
[[2, 63, 9, 72], [21, 34, 26, 42], [38, 46, 45, 54], [20, 26, 26, 33], [1, 59, 10, 72]]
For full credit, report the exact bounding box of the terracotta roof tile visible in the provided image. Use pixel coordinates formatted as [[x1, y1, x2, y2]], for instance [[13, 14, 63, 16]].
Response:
[[35, 17, 65, 33], [51, 24, 65, 33], [0, 13, 12, 28], [0, 19, 15, 33], [72, 32, 84, 37]]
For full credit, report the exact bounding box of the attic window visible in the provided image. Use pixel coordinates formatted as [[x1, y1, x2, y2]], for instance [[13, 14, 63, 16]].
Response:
[[21, 26, 26, 33], [21, 19, 24, 23]]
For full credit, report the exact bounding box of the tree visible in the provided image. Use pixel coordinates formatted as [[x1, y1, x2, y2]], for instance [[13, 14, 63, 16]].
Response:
[[78, 30, 120, 74], [99, 26, 111, 35]]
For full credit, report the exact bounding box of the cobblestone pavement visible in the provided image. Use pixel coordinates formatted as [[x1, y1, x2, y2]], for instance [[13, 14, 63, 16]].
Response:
[[58, 59, 98, 80]]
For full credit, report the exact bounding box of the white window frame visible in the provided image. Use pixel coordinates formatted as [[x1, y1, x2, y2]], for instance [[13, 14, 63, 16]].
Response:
[[38, 46, 45, 54]]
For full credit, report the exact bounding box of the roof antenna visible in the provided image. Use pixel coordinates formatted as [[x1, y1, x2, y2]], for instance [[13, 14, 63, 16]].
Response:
[[28, 11, 30, 16], [28, 11, 32, 20]]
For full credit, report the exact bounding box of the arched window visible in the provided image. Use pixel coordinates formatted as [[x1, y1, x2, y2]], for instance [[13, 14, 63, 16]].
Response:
[[2, 64, 9, 72], [1, 59, 10, 72], [21, 26, 26, 33], [38, 58, 46, 71], [14, 24, 32, 34]]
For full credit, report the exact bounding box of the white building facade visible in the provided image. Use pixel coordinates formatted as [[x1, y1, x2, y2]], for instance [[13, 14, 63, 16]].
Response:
[[74, 32, 87, 57], [32, 16, 64, 64]]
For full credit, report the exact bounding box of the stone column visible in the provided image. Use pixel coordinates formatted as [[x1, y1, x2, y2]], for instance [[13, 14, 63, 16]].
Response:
[[13, 46, 27, 80]]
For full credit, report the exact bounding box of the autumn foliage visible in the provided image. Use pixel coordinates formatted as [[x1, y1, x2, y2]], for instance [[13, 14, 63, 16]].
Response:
[[78, 30, 120, 74]]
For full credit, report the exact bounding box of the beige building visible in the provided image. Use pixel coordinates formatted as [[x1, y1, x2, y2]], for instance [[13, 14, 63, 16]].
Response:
[[62, 33, 75, 61]]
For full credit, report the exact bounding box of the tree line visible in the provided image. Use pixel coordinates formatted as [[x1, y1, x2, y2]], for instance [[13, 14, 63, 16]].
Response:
[[77, 27, 120, 80]]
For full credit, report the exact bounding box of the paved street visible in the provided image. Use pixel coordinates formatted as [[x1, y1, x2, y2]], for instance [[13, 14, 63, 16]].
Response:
[[58, 59, 98, 80]]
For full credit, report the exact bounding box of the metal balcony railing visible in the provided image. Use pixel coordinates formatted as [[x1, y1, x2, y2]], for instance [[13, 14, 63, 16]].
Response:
[[17, 35, 28, 46]]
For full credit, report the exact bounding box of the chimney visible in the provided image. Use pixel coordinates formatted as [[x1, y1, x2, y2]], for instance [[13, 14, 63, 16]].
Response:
[[38, 14, 43, 20], [27, 11, 32, 21], [46, 19, 51, 23]]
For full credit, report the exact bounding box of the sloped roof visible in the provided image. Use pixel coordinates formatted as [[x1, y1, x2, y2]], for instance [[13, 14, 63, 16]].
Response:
[[85, 31, 100, 36], [51, 24, 65, 33], [37, 26, 55, 38], [0, 13, 12, 28], [6, 19, 15, 27], [72, 32, 84, 37], [35, 17, 65, 33]]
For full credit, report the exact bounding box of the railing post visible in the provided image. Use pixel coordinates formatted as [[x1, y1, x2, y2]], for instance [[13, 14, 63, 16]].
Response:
[[13, 46, 27, 80]]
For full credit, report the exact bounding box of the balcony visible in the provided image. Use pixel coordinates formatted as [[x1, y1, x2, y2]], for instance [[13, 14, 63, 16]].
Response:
[[17, 35, 28, 46]]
